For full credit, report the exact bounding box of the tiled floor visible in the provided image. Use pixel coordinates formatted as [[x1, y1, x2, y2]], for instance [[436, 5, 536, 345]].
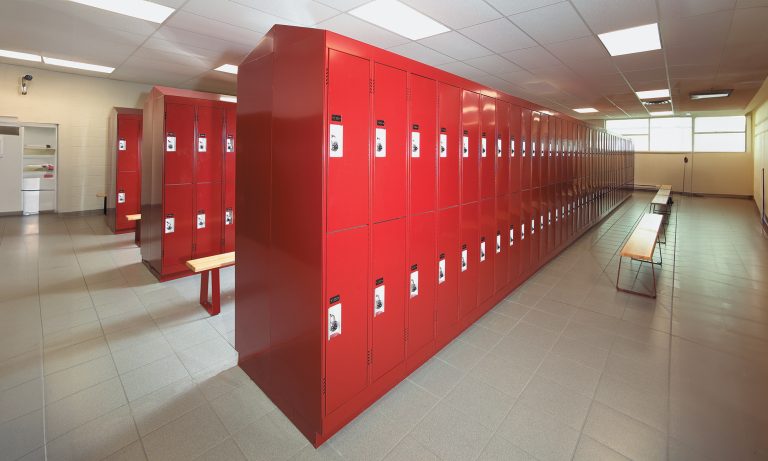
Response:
[[1, 192, 766, 461]]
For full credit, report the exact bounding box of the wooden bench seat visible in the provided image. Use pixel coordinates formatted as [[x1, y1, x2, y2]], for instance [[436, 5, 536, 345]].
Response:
[[186, 252, 235, 316], [126, 214, 141, 246], [617, 213, 664, 298]]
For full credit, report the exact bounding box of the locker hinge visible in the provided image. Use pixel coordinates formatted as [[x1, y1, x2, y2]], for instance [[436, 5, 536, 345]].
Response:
[[369, 78, 374, 94], [325, 68, 329, 85], [406, 87, 411, 100], [434, 311, 438, 322], [192, 243, 196, 252], [321, 377, 326, 395], [404, 328, 409, 342], [367, 349, 372, 365]]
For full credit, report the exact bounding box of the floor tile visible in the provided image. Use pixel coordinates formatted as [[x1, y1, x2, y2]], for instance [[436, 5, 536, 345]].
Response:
[[515, 375, 593, 430], [210, 381, 276, 434], [45, 377, 127, 440], [496, 401, 580, 461], [233, 410, 309, 461], [476, 434, 536, 461], [44, 354, 117, 403], [0, 409, 44, 461], [410, 402, 494, 461], [443, 375, 517, 429], [383, 435, 438, 461], [119, 355, 190, 402], [130, 377, 207, 436], [142, 403, 229, 461], [583, 402, 667, 461], [407, 357, 464, 398], [45, 405, 138, 461]]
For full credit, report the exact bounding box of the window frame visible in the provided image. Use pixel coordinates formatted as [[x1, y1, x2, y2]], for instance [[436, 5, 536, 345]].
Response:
[[605, 115, 747, 153]]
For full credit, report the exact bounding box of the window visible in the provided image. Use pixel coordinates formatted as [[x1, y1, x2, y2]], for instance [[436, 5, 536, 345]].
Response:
[[694, 116, 746, 152], [606, 115, 747, 152]]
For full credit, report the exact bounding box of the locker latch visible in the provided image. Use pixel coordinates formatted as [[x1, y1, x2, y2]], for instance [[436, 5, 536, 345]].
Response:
[[438, 254, 446, 284], [461, 245, 468, 272], [410, 264, 419, 298], [328, 296, 341, 339], [480, 237, 486, 262], [374, 278, 385, 316], [117, 190, 125, 204]]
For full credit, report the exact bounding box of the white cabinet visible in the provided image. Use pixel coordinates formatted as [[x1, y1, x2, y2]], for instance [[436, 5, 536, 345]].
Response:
[[0, 119, 22, 213], [21, 124, 58, 215]]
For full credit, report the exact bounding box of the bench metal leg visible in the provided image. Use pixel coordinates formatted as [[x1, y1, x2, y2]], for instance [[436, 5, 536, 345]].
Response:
[[199, 268, 221, 316], [616, 255, 657, 299], [134, 222, 141, 247]]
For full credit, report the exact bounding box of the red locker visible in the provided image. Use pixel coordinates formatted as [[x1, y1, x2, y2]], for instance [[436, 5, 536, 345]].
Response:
[[117, 114, 140, 172], [496, 100, 510, 197], [107, 106, 142, 234], [530, 188, 540, 268], [459, 202, 479, 318], [461, 91, 480, 203], [540, 113, 549, 186], [195, 106, 224, 183], [409, 75, 437, 215], [438, 83, 461, 209], [325, 227, 368, 414], [162, 184, 193, 275], [494, 197, 508, 293], [480, 96, 496, 199], [436, 206, 460, 346], [327, 50, 370, 232], [531, 112, 540, 188], [520, 189, 531, 275], [407, 212, 436, 356], [193, 182, 222, 258], [509, 106, 521, 193], [371, 219, 406, 381], [478, 198, 495, 304], [372, 63, 407, 222], [508, 192, 521, 283], [164, 103, 195, 185], [115, 171, 139, 232], [547, 185, 556, 254], [224, 108, 236, 252], [521, 109, 531, 190]]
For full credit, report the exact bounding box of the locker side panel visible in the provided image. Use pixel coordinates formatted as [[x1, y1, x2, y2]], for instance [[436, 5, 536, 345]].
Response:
[[409, 75, 437, 215], [195, 105, 225, 183], [371, 219, 406, 381], [162, 183, 193, 275], [478, 198, 495, 305], [436, 206, 460, 345], [437, 83, 460, 209], [494, 197, 508, 293], [193, 182, 223, 258], [461, 91, 480, 204], [327, 50, 370, 232], [372, 63, 407, 223], [164, 103, 195, 185], [496, 100, 510, 197], [224, 107, 236, 252], [325, 227, 369, 415], [459, 202, 479, 318], [407, 211, 436, 355], [479, 96, 496, 199]]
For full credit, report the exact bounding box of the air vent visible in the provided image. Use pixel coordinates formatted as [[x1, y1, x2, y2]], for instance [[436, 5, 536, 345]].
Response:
[[641, 98, 671, 106]]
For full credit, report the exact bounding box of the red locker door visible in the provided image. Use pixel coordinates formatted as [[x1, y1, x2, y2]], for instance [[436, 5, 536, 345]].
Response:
[[478, 198, 495, 305], [195, 105, 224, 183], [520, 189, 531, 276], [162, 184, 193, 275], [540, 113, 548, 187], [436, 206, 459, 345], [193, 182, 222, 258], [521, 109, 531, 190], [115, 171, 139, 231], [459, 203, 478, 318], [327, 50, 370, 232], [547, 185, 555, 254], [224, 108, 236, 252], [510, 106, 521, 193], [461, 91, 480, 204], [373, 63, 407, 223], [532, 113, 541, 188], [530, 188, 539, 268], [494, 197, 508, 293], [407, 211, 436, 355], [410, 75, 437, 215], [164, 103, 195, 185], [117, 115, 140, 172], [496, 100, 510, 197], [480, 96, 496, 199], [438, 83, 460, 209], [508, 192, 521, 283], [371, 219, 406, 381], [325, 227, 368, 414]]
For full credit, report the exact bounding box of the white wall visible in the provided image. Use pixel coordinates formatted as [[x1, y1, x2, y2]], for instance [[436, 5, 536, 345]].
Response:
[[753, 94, 768, 222], [0, 62, 150, 213]]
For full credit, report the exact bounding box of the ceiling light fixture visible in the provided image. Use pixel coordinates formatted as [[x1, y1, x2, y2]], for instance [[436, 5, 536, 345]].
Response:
[[68, 0, 174, 23], [219, 95, 237, 103], [573, 107, 598, 114], [214, 64, 238, 75], [690, 90, 732, 100], [0, 49, 42, 62], [598, 23, 661, 56], [649, 111, 674, 116], [349, 0, 450, 40], [43, 57, 115, 73], [636, 89, 670, 99]]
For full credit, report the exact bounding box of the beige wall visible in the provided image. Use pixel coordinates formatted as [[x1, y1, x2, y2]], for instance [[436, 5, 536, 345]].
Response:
[[0, 62, 150, 213], [751, 87, 768, 222]]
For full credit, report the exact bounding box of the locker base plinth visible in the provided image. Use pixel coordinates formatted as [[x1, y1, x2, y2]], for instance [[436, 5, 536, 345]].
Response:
[[142, 260, 194, 282]]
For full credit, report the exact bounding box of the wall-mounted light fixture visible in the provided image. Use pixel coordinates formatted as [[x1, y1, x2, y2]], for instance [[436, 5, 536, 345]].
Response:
[[20, 74, 33, 95]]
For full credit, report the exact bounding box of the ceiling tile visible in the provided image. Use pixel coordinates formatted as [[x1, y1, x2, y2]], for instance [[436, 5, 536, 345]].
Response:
[[571, 0, 658, 34], [545, 36, 609, 64], [498, 70, 538, 84], [182, 0, 294, 33], [665, 45, 723, 67], [658, 0, 737, 18], [736, 0, 768, 6], [165, 11, 266, 47], [153, 26, 254, 55], [230, 0, 340, 25], [314, 0, 370, 11], [668, 65, 719, 79], [419, 31, 493, 61], [661, 10, 732, 48], [485, 0, 564, 16], [400, 0, 502, 29], [613, 50, 666, 72], [510, 2, 591, 44], [182, 72, 237, 94], [459, 19, 537, 53], [387, 42, 455, 66], [437, 61, 489, 81], [569, 57, 619, 76], [464, 54, 523, 74], [501, 46, 561, 70], [315, 14, 411, 49], [623, 66, 668, 83], [727, 6, 768, 44]]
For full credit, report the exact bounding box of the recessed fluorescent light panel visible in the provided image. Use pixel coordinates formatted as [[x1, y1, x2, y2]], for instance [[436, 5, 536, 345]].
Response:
[[690, 90, 732, 100], [573, 108, 598, 114], [349, 0, 449, 40], [219, 95, 237, 103], [214, 64, 238, 75], [43, 57, 114, 73], [68, 0, 174, 23], [0, 49, 41, 62], [598, 23, 661, 56], [650, 111, 674, 116], [636, 89, 670, 99]]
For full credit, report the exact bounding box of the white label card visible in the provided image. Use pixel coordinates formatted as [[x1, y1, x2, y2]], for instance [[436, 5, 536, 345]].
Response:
[[117, 192, 125, 204], [375, 128, 386, 158], [197, 213, 206, 229], [226, 136, 234, 153], [411, 131, 420, 158], [481, 137, 487, 158], [461, 249, 468, 272], [225, 208, 233, 225], [374, 285, 385, 316], [410, 271, 419, 298], [511, 138, 515, 157], [496, 233, 501, 254], [329, 124, 343, 158], [118, 139, 126, 151], [497, 138, 502, 157], [521, 224, 525, 240], [439, 133, 447, 158], [166, 135, 176, 152], [198, 136, 207, 152], [165, 217, 175, 233], [480, 240, 486, 262], [328, 303, 342, 339], [462, 135, 469, 158], [509, 227, 514, 246], [438, 259, 446, 284], [531, 219, 535, 235]]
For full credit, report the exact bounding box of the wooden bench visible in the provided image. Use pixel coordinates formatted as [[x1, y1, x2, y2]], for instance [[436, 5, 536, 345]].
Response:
[[96, 192, 107, 215], [186, 252, 235, 316], [126, 214, 141, 246], [616, 213, 663, 298], [650, 188, 672, 217]]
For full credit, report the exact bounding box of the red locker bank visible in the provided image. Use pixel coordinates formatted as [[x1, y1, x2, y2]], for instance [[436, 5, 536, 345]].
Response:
[[140, 87, 236, 281], [107, 107, 142, 234], [235, 25, 634, 447]]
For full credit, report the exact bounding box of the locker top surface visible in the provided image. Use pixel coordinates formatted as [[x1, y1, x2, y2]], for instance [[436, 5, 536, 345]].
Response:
[[113, 107, 143, 116]]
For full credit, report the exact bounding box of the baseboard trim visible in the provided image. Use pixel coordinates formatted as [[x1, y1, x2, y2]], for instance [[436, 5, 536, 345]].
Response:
[[631, 185, 752, 200]]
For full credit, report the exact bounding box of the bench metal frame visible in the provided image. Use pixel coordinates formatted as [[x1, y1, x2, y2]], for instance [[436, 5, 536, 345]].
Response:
[[616, 228, 664, 299], [199, 268, 222, 316]]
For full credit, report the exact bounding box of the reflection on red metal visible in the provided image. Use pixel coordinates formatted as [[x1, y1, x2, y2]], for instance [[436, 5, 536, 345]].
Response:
[[235, 25, 634, 447]]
